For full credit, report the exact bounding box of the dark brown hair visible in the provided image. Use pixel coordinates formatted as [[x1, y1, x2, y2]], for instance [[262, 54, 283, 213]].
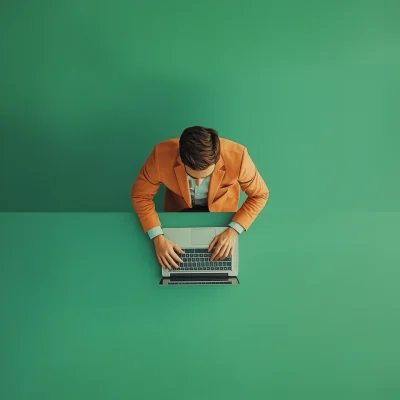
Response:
[[179, 126, 220, 170]]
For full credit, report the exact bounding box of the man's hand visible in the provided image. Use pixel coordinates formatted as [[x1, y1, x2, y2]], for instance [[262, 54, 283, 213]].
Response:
[[153, 235, 184, 270], [208, 227, 238, 261]]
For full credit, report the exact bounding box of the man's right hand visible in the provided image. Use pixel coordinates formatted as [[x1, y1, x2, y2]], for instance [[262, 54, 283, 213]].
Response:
[[153, 235, 184, 270]]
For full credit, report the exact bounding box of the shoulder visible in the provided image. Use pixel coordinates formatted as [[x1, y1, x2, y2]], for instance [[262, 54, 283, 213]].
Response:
[[219, 138, 246, 163], [153, 138, 179, 158]]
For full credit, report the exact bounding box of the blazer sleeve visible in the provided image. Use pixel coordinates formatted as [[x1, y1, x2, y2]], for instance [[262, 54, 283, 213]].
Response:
[[131, 147, 163, 232], [231, 146, 269, 230]]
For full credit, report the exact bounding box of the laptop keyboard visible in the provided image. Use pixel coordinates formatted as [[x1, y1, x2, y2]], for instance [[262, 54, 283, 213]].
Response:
[[174, 248, 232, 271]]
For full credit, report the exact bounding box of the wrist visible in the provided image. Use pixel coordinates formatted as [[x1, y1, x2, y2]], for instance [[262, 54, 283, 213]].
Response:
[[153, 234, 164, 243], [228, 227, 239, 236]]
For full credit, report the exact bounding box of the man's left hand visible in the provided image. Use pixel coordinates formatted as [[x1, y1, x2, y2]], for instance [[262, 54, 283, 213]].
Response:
[[208, 227, 239, 261]]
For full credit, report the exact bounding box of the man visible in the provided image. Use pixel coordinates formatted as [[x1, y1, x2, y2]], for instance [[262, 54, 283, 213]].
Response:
[[132, 126, 269, 270]]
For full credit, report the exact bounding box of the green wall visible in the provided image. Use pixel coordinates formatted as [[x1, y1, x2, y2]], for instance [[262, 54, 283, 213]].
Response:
[[1, 1, 399, 212]]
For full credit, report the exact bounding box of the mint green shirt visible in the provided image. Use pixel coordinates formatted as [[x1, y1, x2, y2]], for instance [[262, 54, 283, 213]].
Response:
[[147, 175, 244, 239]]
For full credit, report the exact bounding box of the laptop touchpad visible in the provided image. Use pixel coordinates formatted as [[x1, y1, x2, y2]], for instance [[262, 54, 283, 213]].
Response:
[[191, 228, 217, 245]]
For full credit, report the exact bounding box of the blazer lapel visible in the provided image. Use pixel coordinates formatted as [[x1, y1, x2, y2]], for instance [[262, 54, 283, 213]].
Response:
[[174, 156, 192, 208], [208, 156, 225, 206]]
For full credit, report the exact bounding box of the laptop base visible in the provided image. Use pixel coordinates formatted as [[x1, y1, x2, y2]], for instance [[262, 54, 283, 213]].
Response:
[[160, 275, 239, 286]]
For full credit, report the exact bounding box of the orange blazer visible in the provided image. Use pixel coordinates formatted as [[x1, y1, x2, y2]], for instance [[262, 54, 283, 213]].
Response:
[[132, 138, 269, 233]]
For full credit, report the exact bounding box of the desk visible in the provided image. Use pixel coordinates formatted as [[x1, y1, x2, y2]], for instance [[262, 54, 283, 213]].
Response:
[[1, 212, 399, 399]]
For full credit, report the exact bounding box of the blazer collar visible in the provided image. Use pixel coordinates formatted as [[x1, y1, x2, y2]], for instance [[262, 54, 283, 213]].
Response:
[[174, 154, 225, 208]]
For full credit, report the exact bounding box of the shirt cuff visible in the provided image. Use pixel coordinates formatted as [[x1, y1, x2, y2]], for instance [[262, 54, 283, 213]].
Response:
[[228, 221, 245, 235], [147, 226, 164, 240]]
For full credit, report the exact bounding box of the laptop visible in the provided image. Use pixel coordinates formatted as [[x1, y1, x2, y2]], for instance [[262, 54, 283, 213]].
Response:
[[159, 227, 240, 285]]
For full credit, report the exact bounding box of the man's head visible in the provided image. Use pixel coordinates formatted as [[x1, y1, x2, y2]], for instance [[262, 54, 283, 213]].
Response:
[[179, 126, 220, 184]]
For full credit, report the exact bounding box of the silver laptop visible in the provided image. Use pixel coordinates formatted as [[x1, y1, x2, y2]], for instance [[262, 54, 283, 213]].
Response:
[[159, 227, 239, 285]]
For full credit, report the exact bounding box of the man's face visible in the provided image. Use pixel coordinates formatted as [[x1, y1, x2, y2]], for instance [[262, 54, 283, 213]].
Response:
[[184, 164, 215, 187]]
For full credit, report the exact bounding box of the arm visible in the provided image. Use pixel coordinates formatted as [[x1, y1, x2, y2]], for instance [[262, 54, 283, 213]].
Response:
[[132, 147, 186, 271], [208, 149, 268, 261], [231, 146, 269, 230], [131, 147, 163, 233]]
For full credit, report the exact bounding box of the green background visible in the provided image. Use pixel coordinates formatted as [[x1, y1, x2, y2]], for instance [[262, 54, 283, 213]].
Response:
[[1, 0, 400, 399], [1, 0, 399, 212]]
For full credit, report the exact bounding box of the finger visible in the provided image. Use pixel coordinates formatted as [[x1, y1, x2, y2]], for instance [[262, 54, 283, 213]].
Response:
[[211, 240, 225, 261], [211, 244, 223, 261], [228, 249, 233, 258], [208, 236, 218, 253], [170, 250, 183, 265], [173, 243, 185, 255], [161, 256, 171, 270], [215, 243, 229, 261], [161, 256, 172, 270], [220, 245, 231, 261], [165, 254, 179, 269]]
